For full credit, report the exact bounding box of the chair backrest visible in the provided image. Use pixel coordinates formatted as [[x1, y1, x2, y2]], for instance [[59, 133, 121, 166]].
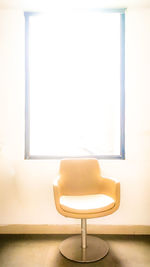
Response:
[[58, 158, 102, 196]]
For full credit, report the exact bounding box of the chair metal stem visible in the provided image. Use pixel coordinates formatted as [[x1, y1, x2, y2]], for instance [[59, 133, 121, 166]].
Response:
[[81, 219, 87, 249]]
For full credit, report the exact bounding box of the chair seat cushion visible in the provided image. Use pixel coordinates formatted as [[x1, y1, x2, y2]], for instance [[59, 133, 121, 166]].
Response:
[[60, 194, 115, 214]]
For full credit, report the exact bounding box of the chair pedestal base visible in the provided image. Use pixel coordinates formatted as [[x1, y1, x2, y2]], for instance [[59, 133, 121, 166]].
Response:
[[59, 235, 109, 263]]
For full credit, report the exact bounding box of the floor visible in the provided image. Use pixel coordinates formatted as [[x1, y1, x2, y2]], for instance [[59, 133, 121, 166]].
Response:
[[0, 234, 149, 267]]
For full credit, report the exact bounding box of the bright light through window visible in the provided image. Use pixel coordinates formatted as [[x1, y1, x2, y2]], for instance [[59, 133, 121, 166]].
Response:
[[25, 9, 125, 159]]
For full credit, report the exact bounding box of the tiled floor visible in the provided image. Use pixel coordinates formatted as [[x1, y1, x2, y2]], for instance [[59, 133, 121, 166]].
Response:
[[0, 234, 150, 267]]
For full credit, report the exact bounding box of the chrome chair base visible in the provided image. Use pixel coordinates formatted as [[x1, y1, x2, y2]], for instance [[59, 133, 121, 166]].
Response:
[[59, 235, 109, 263]]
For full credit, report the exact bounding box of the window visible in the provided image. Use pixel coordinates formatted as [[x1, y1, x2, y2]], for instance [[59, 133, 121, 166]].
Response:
[[25, 9, 125, 159]]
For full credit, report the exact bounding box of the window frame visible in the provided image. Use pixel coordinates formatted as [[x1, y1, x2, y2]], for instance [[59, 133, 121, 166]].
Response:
[[24, 9, 125, 160]]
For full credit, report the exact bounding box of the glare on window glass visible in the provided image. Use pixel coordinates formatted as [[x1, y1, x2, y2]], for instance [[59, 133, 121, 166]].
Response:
[[29, 10, 121, 157]]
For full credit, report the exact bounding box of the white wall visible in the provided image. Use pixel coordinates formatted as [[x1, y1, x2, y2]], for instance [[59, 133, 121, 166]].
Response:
[[0, 8, 150, 226]]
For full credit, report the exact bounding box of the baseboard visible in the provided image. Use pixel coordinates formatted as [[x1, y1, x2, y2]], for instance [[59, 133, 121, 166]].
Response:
[[0, 224, 150, 235]]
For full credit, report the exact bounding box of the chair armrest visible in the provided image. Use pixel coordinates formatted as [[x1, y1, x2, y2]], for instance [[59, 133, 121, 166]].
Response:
[[53, 176, 61, 201], [53, 175, 61, 186], [100, 177, 120, 203]]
